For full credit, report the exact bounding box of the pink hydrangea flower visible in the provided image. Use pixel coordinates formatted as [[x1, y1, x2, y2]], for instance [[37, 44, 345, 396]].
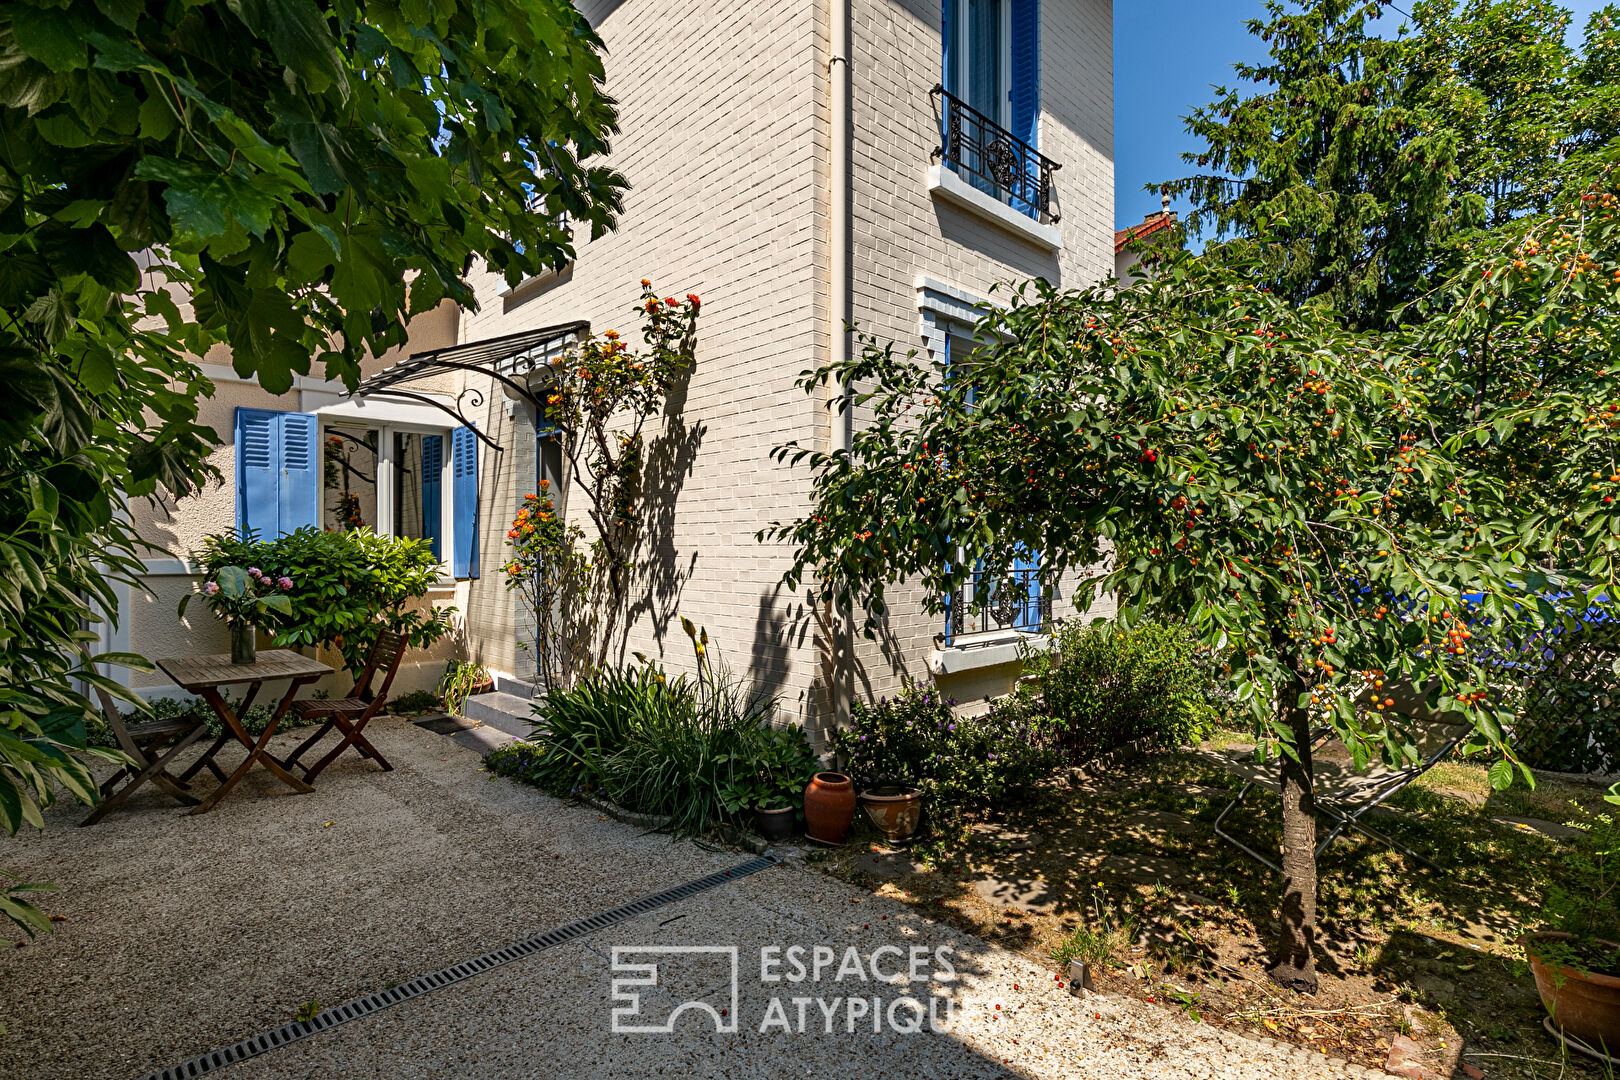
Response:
[[203, 581, 220, 595], [278, 577, 293, 590]]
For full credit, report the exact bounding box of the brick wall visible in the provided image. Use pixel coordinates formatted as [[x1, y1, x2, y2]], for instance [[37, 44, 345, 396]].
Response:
[[842, 0, 1116, 706]]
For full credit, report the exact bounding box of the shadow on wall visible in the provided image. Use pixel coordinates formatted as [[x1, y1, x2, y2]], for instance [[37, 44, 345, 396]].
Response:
[[748, 587, 813, 726], [617, 322, 706, 663], [619, 413, 706, 663]]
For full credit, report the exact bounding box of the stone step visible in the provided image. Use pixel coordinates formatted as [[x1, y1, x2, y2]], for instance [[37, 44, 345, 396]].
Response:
[[461, 692, 537, 739]]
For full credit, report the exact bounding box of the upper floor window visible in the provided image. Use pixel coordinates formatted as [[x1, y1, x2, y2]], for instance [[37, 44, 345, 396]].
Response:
[[937, 0, 1055, 224]]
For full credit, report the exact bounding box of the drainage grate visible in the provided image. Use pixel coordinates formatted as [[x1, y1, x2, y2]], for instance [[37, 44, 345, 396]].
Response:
[[134, 856, 775, 1080]]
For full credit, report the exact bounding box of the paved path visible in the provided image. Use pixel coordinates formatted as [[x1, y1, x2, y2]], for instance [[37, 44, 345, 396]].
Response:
[[0, 717, 1383, 1080]]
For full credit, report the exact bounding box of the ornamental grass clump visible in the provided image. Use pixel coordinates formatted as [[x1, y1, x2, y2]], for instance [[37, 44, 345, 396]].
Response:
[[487, 621, 783, 837], [833, 688, 1059, 824]]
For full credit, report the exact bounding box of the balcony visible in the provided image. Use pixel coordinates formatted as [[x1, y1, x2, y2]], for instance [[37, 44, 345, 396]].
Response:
[[944, 566, 1051, 647], [929, 86, 1062, 250]]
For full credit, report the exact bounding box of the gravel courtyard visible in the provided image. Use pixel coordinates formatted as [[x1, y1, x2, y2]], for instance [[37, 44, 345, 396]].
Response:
[[1, 715, 1385, 1079]]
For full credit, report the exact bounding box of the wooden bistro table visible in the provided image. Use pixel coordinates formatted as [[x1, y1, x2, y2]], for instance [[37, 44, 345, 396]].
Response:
[[156, 650, 333, 814]]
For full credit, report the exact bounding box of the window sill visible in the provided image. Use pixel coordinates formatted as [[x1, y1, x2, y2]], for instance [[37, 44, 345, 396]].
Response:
[[500, 261, 573, 309], [926, 165, 1063, 253], [927, 631, 1049, 676]]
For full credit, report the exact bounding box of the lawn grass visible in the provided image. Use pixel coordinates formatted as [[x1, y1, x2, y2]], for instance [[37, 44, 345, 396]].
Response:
[[819, 739, 1615, 1079]]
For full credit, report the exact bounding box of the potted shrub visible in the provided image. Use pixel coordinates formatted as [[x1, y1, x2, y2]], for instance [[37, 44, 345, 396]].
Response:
[[1519, 786, 1620, 1059], [722, 725, 818, 842], [440, 659, 493, 716], [832, 689, 1060, 844], [181, 565, 293, 664]]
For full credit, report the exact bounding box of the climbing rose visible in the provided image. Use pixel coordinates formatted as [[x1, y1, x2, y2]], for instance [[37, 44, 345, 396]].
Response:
[[247, 567, 262, 579], [278, 577, 293, 590], [203, 581, 220, 596], [687, 294, 701, 307]]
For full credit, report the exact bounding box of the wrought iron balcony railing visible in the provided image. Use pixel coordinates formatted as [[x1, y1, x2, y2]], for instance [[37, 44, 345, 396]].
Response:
[[945, 567, 1051, 644], [931, 85, 1061, 226]]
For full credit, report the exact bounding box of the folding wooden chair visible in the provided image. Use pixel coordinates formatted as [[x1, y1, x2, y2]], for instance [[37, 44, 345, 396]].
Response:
[[78, 649, 210, 826], [1213, 680, 1474, 873], [281, 630, 410, 782]]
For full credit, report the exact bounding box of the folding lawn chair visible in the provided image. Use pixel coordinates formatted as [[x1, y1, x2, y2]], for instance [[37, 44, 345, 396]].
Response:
[[1213, 681, 1475, 874], [79, 648, 210, 826], [281, 630, 409, 782]]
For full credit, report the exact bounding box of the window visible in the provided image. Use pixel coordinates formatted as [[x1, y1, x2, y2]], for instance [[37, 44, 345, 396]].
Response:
[[940, 0, 1043, 219], [235, 409, 472, 577], [938, 330, 1046, 644], [395, 432, 444, 560], [323, 424, 379, 533]]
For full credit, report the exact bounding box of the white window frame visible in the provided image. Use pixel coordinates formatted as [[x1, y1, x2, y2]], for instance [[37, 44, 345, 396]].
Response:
[[317, 416, 455, 577]]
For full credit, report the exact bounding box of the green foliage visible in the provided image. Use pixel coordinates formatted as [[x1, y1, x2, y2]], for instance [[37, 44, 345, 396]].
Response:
[[535, 284, 701, 665], [180, 564, 293, 626], [0, 868, 57, 942], [0, 0, 621, 962], [831, 689, 1060, 824], [1548, 803, 1620, 935], [718, 725, 818, 814], [196, 528, 452, 672], [438, 659, 489, 717], [1159, 0, 1620, 329], [1018, 620, 1218, 761], [487, 661, 780, 837], [766, 196, 1620, 984], [502, 487, 591, 693]]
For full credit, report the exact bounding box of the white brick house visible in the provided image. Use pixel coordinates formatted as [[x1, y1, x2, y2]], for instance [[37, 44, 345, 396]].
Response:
[[115, 0, 1115, 741]]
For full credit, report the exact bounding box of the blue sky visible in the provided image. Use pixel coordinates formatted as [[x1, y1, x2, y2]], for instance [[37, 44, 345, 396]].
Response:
[[1113, 1, 1611, 229]]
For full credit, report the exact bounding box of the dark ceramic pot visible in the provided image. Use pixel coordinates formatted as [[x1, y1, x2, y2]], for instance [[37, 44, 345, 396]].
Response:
[[755, 805, 796, 841], [803, 772, 856, 845]]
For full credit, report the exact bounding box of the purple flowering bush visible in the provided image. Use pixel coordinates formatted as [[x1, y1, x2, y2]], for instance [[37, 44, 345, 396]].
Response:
[[833, 688, 1059, 823]]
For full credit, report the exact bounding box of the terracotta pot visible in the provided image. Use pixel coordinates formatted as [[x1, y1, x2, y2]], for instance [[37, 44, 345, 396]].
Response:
[[468, 678, 495, 698], [754, 805, 796, 842], [1521, 931, 1620, 1055], [802, 772, 856, 845], [859, 785, 922, 844]]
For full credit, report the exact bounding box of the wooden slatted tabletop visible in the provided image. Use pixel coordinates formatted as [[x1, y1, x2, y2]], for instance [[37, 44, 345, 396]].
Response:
[[157, 650, 332, 691]]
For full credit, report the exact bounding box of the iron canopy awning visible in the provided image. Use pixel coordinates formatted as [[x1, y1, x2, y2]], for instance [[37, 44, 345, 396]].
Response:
[[349, 321, 588, 452]]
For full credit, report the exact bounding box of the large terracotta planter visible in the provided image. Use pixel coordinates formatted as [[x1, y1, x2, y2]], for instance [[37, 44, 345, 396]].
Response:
[[803, 772, 856, 845], [859, 785, 922, 844], [1521, 931, 1620, 1056]]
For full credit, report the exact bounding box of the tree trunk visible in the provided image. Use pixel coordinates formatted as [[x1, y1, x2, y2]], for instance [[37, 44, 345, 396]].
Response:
[[1269, 666, 1319, 994]]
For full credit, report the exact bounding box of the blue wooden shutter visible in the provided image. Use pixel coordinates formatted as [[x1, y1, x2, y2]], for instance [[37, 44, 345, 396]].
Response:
[[235, 408, 279, 541], [1013, 547, 1043, 632], [420, 435, 443, 561], [942, 0, 957, 94], [277, 412, 319, 536], [1009, 0, 1040, 218], [452, 426, 479, 579], [236, 408, 318, 540]]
